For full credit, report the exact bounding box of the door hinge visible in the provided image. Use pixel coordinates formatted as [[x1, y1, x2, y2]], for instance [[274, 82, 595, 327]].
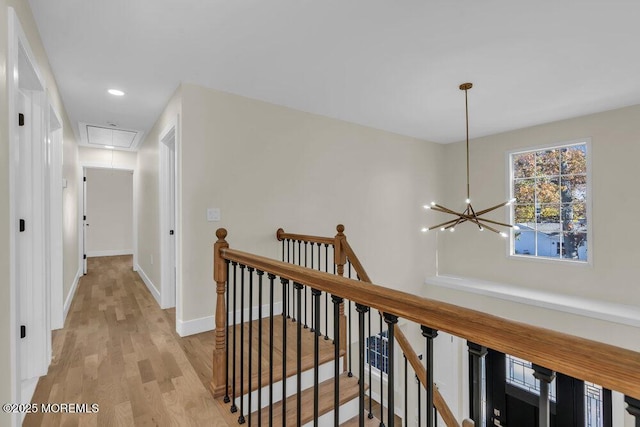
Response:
[[83, 176, 86, 182], [19, 219, 25, 232], [169, 230, 174, 235], [18, 113, 25, 126], [83, 215, 86, 221], [83, 254, 87, 260], [20, 325, 26, 339]]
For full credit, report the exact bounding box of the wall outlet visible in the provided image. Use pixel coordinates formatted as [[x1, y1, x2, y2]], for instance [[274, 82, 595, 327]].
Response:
[[207, 208, 221, 221]]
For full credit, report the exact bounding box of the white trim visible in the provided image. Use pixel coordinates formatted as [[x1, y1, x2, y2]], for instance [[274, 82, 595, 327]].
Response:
[[176, 315, 215, 337], [87, 249, 133, 257], [135, 264, 161, 306], [159, 118, 179, 311], [228, 301, 283, 324], [426, 275, 640, 328], [63, 267, 83, 322], [505, 138, 593, 265]]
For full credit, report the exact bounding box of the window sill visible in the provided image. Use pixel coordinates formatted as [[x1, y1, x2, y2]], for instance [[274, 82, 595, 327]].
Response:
[[425, 275, 640, 328]]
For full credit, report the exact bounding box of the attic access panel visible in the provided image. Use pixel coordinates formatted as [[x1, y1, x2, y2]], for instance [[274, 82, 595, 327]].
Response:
[[86, 125, 137, 149]]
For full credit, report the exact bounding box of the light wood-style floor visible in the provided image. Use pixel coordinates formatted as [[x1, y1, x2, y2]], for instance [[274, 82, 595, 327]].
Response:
[[25, 256, 229, 427], [24, 255, 393, 427]]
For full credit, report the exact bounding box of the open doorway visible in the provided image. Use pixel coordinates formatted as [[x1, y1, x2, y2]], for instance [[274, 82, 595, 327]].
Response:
[[82, 167, 134, 273]]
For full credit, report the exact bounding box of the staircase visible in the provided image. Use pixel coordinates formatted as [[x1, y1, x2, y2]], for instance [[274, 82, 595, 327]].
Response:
[[209, 225, 640, 427]]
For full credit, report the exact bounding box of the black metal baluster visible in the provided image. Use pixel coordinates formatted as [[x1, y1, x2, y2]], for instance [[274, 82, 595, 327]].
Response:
[[298, 240, 301, 265], [268, 273, 276, 427], [356, 303, 370, 427], [231, 262, 239, 413], [367, 308, 373, 419], [239, 264, 246, 424], [421, 326, 438, 427], [224, 260, 231, 403], [310, 243, 315, 332], [312, 288, 322, 427], [304, 242, 308, 329], [404, 355, 407, 427], [287, 241, 291, 318], [383, 314, 398, 427], [257, 270, 264, 427], [333, 295, 344, 426], [280, 278, 289, 427], [347, 261, 352, 377], [281, 239, 285, 262], [417, 374, 421, 427], [247, 267, 254, 426], [295, 282, 303, 427], [324, 244, 329, 340], [379, 313, 384, 427]]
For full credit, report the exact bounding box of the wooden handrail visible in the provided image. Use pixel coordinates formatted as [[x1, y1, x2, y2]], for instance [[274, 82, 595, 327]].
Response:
[[219, 245, 640, 400], [341, 239, 371, 283], [276, 228, 334, 246]]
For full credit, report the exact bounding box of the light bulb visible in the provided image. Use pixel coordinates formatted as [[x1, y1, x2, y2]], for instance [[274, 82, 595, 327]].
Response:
[[430, 201, 436, 206], [440, 227, 445, 231], [423, 205, 431, 210], [450, 228, 455, 232], [513, 225, 520, 231], [108, 89, 125, 96], [479, 227, 484, 231], [500, 232, 508, 238], [506, 198, 517, 206], [465, 198, 471, 204], [421, 227, 428, 232]]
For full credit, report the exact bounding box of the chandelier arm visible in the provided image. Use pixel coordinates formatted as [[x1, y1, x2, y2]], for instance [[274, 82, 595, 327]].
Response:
[[476, 221, 501, 234], [427, 218, 463, 231], [474, 201, 510, 216], [445, 217, 469, 230], [433, 204, 463, 216], [476, 218, 516, 228], [467, 204, 484, 230]]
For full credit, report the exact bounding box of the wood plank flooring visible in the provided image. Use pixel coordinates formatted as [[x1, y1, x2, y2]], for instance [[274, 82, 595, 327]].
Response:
[[24, 256, 228, 427], [24, 255, 393, 427]]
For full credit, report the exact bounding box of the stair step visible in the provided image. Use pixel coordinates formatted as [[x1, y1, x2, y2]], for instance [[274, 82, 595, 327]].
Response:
[[340, 414, 381, 426], [245, 373, 362, 426], [227, 315, 344, 394]]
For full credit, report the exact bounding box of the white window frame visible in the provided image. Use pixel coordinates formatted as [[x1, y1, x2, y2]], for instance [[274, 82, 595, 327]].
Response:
[[507, 138, 592, 265]]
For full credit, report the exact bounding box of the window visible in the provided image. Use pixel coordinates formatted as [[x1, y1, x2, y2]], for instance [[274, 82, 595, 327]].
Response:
[[365, 330, 389, 374], [510, 142, 589, 261]]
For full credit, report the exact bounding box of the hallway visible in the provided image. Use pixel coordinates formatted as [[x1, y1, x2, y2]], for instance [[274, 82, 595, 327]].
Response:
[[24, 256, 228, 426]]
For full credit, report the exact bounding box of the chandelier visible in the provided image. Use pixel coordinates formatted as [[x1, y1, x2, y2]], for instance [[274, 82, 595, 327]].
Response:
[[422, 83, 518, 237]]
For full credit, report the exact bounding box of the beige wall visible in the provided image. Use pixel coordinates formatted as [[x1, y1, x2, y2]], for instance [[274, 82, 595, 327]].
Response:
[[85, 168, 133, 255], [0, 0, 80, 422], [135, 86, 182, 290], [437, 105, 640, 307], [78, 146, 137, 170], [179, 83, 443, 323]]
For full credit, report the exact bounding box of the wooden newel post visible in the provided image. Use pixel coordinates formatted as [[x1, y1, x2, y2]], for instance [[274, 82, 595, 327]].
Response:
[[334, 224, 348, 370], [211, 228, 229, 398]]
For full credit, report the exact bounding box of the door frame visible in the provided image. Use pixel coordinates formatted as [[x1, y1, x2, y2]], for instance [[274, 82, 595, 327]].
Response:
[[8, 7, 50, 422], [159, 118, 180, 317], [80, 163, 136, 272]]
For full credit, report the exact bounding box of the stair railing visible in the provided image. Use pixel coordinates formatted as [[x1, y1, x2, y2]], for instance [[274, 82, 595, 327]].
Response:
[[279, 225, 461, 427], [212, 227, 640, 427]]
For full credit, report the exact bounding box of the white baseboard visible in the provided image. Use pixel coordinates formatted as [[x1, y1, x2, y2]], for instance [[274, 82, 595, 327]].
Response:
[[63, 267, 82, 322], [177, 302, 285, 337], [176, 315, 214, 337], [87, 249, 133, 257], [135, 264, 161, 307]]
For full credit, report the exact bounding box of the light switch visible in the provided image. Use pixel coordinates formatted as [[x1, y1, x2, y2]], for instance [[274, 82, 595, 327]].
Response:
[[207, 208, 221, 222]]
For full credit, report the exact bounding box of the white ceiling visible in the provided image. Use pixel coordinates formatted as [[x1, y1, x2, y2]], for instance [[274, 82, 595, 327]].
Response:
[[28, 0, 640, 144]]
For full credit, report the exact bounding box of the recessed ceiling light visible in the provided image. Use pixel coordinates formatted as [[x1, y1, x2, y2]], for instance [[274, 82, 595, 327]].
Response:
[[104, 145, 114, 149], [108, 89, 125, 96]]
